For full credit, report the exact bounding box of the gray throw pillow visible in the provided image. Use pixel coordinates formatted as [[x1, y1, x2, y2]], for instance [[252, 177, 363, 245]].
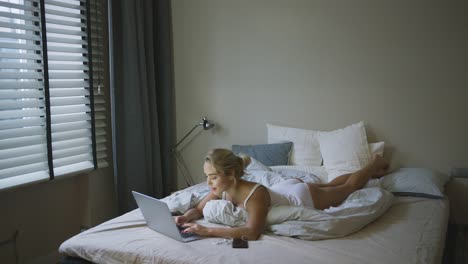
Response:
[[380, 168, 450, 199], [232, 142, 293, 166]]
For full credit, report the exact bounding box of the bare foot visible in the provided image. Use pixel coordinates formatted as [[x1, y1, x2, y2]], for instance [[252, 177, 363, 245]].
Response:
[[372, 155, 389, 178]]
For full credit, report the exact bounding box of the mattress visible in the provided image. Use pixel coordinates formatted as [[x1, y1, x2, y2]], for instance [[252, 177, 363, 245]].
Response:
[[59, 195, 449, 264]]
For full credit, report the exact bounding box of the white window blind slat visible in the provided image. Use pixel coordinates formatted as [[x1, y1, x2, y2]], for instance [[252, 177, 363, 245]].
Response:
[[51, 113, 91, 124], [0, 42, 42, 53], [49, 80, 89, 88], [52, 137, 92, 151], [50, 97, 89, 106], [47, 54, 88, 62], [0, 161, 49, 180], [48, 63, 88, 71], [96, 135, 105, 144], [95, 120, 105, 128], [54, 145, 92, 160], [0, 117, 45, 130], [52, 129, 91, 142], [0, 81, 44, 89], [96, 151, 106, 159], [0, 21, 40, 32], [0, 126, 45, 139], [95, 127, 105, 136], [46, 18, 84, 27], [53, 153, 93, 168], [94, 112, 105, 120], [44, 9, 85, 20], [0, 32, 42, 42], [0, 135, 45, 150], [51, 121, 91, 134], [50, 88, 89, 98], [96, 144, 105, 152], [45, 0, 86, 11], [0, 0, 39, 12], [0, 144, 47, 160], [46, 27, 87, 37], [54, 160, 93, 177], [0, 108, 45, 119], [0, 153, 47, 170], [47, 45, 87, 54], [0, 51, 42, 60], [94, 105, 104, 112], [0, 62, 42, 69], [0, 99, 45, 110], [97, 160, 107, 168], [0, 90, 44, 100], [50, 105, 90, 115], [0, 171, 48, 189], [48, 72, 89, 79], [0, 71, 44, 79], [0, 10, 41, 22], [93, 96, 105, 104], [47, 36, 87, 45]]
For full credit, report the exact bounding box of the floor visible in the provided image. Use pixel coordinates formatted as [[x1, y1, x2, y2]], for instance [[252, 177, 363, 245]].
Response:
[[443, 224, 467, 264]]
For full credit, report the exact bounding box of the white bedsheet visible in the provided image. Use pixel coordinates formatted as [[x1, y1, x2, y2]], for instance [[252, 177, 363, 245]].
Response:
[[59, 196, 449, 264]]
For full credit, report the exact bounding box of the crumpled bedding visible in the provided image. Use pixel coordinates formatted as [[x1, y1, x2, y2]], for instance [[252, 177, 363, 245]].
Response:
[[163, 168, 393, 240]]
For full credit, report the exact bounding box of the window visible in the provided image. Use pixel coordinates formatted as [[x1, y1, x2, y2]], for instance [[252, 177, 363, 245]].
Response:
[[0, 0, 109, 189]]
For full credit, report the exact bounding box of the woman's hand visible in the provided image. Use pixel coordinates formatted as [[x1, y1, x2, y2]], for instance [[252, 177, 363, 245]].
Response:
[[174, 215, 190, 226], [181, 223, 210, 237]]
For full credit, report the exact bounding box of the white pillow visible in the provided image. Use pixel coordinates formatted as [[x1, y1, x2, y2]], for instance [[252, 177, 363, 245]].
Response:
[[267, 124, 322, 166], [317, 121, 371, 181], [380, 168, 450, 198], [246, 157, 272, 171], [368, 141, 385, 156]]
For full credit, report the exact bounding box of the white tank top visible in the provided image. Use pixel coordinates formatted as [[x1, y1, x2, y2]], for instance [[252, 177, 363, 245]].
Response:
[[222, 184, 262, 209], [243, 184, 262, 208]]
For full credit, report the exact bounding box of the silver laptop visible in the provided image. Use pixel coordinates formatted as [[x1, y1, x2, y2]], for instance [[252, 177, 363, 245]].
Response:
[[132, 191, 201, 242]]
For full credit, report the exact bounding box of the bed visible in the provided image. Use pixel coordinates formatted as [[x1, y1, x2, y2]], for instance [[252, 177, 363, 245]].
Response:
[[59, 165, 449, 264], [59, 122, 451, 263]]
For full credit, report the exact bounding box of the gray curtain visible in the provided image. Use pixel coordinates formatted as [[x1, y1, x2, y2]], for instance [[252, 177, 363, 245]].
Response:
[[111, 0, 175, 214]]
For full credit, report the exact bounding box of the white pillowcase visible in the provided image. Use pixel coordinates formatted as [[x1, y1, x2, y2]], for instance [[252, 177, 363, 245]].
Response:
[[317, 122, 371, 181], [380, 168, 450, 198], [368, 141, 385, 156], [246, 157, 272, 171], [267, 124, 322, 166]]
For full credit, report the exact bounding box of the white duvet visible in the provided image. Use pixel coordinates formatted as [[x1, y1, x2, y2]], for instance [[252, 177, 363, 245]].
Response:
[[162, 168, 393, 240]]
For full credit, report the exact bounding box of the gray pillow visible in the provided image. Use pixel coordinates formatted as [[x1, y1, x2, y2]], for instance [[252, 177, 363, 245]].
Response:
[[232, 142, 292, 166], [380, 168, 450, 199]]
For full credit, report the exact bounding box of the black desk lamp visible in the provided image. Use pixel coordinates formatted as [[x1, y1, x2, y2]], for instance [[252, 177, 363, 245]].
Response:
[[173, 117, 215, 186]]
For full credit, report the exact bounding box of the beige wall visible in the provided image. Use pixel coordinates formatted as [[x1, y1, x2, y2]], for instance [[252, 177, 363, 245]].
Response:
[[172, 0, 468, 187]]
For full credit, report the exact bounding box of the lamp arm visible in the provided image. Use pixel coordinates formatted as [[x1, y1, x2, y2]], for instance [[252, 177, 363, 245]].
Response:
[[172, 124, 200, 151]]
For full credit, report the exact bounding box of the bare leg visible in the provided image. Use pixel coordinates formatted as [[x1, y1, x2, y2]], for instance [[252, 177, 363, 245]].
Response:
[[308, 155, 389, 210], [314, 173, 352, 188]]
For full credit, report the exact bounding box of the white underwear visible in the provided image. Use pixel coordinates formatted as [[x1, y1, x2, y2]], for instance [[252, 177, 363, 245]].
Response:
[[268, 179, 315, 208]]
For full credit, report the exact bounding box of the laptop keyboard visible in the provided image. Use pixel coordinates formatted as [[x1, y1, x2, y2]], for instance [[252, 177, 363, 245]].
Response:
[[177, 225, 198, 238]]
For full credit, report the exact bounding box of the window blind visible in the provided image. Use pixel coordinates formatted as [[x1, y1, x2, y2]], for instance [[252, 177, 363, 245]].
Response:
[[45, 0, 95, 176], [0, 0, 108, 189], [89, 0, 107, 169], [0, 0, 50, 187]]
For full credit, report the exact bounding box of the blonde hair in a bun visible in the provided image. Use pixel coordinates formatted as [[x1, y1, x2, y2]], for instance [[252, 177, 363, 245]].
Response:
[[205, 148, 250, 178]]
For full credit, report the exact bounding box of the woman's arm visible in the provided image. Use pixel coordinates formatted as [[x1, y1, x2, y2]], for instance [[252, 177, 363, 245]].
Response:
[[183, 186, 270, 240], [175, 191, 219, 224]]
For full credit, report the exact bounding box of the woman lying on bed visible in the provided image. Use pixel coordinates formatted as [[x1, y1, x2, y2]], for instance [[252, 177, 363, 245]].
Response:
[[175, 148, 389, 241]]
